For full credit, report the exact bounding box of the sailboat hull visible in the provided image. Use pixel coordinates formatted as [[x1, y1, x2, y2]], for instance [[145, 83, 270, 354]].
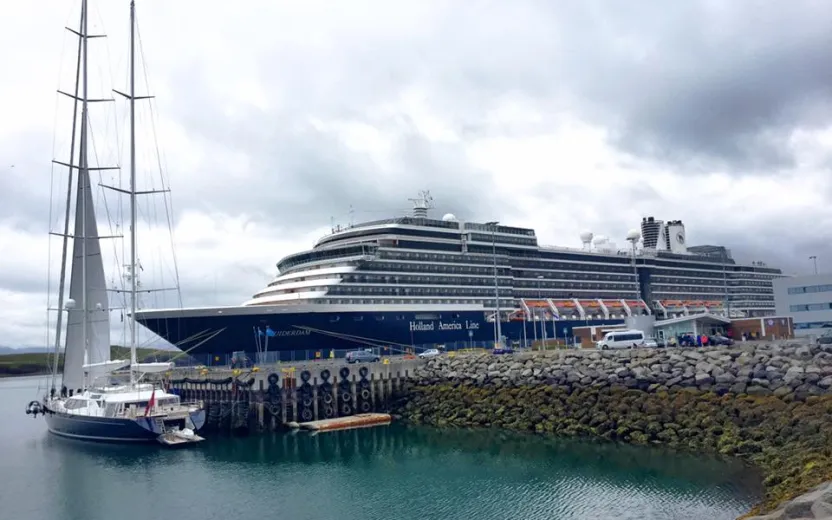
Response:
[[43, 407, 206, 443], [44, 410, 158, 442]]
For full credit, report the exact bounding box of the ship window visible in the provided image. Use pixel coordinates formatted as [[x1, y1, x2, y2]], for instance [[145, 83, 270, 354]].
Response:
[[64, 398, 88, 410], [104, 402, 121, 417]]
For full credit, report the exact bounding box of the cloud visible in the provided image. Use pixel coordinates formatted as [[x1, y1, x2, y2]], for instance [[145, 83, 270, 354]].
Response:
[[1, 0, 832, 347]]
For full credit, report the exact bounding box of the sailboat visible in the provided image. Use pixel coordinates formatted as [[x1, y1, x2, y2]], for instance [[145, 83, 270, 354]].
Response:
[[24, 0, 205, 445]]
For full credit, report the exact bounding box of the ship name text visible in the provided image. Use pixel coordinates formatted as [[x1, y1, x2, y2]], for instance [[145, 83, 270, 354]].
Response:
[[409, 320, 480, 332]]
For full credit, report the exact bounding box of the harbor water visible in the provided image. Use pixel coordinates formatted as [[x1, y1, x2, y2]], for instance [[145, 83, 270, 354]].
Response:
[[2, 376, 762, 520]]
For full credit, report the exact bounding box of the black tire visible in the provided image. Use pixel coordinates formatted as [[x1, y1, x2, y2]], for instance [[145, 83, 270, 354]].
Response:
[[320, 369, 331, 381], [358, 366, 369, 378], [339, 367, 350, 379], [300, 408, 313, 422], [340, 391, 351, 402], [302, 396, 313, 408], [341, 403, 352, 416], [267, 373, 279, 386], [323, 405, 334, 418], [300, 370, 311, 383], [359, 388, 371, 400], [360, 401, 371, 413], [373, 357, 380, 363], [321, 393, 334, 404]]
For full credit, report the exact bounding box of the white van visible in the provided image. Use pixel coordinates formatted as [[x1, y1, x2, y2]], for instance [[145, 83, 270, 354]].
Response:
[[596, 329, 645, 350]]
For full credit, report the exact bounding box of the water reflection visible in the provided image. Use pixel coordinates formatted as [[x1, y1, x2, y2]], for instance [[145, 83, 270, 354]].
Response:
[[3, 377, 761, 520]]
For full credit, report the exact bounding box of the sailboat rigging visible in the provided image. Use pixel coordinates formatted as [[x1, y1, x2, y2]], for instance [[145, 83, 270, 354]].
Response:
[[25, 0, 205, 445]]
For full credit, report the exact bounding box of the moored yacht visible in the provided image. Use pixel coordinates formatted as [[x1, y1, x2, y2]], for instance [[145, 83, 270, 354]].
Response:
[[25, 0, 205, 445]]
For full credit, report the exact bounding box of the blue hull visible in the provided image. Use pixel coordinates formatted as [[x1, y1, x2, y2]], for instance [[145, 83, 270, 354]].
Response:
[[44, 410, 158, 442], [137, 308, 623, 362], [44, 407, 207, 443]]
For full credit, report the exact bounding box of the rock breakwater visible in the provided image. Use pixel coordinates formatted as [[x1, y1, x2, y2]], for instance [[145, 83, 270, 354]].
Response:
[[412, 342, 832, 398], [395, 343, 832, 516]]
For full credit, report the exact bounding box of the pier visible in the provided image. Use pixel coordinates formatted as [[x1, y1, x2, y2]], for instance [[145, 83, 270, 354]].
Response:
[[156, 356, 421, 433]]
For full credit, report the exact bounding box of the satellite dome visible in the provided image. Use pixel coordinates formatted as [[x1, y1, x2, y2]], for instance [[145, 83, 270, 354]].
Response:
[[65, 299, 76, 310], [626, 229, 641, 241], [579, 230, 593, 243], [441, 213, 458, 222], [592, 235, 606, 245]]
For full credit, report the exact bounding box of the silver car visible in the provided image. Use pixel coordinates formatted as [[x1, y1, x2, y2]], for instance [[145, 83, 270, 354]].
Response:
[[345, 350, 380, 363]]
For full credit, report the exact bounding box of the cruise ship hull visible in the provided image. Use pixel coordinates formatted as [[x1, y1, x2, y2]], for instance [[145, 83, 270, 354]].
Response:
[[136, 306, 623, 361]]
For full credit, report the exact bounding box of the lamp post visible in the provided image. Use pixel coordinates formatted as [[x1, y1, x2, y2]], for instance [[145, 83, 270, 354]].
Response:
[[532, 278, 539, 346], [537, 275, 545, 350], [626, 229, 641, 308], [486, 221, 502, 348], [810, 255, 818, 275], [521, 310, 527, 348]]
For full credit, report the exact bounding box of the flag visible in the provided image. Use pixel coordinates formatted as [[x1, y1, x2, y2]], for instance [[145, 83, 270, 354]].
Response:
[[265, 326, 276, 337], [144, 388, 156, 417]]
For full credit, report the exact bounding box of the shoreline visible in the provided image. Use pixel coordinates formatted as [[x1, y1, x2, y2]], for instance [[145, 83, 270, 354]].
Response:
[[0, 372, 53, 379], [393, 342, 832, 518]]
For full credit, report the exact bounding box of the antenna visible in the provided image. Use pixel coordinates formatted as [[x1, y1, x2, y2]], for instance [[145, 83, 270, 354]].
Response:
[[106, 0, 170, 382], [49, 3, 86, 393], [408, 190, 434, 218], [349, 204, 354, 227]]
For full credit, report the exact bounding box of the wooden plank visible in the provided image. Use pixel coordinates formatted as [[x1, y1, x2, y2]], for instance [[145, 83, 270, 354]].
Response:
[[296, 413, 391, 432]]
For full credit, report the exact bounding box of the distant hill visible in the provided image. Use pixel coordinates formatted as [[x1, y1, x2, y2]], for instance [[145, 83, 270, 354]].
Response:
[[0, 345, 185, 378], [0, 343, 180, 355], [0, 346, 50, 355]]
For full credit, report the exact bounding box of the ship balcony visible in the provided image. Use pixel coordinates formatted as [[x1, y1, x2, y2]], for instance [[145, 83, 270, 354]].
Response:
[[252, 277, 344, 299]]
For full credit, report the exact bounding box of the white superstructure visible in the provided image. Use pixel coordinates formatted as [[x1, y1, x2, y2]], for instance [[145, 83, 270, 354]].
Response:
[[238, 193, 783, 319]]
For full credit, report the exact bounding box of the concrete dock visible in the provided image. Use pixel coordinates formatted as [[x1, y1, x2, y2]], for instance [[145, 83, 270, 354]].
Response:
[[154, 356, 423, 433]]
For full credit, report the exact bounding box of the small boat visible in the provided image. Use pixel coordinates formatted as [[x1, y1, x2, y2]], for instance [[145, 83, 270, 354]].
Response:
[[25, 0, 205, 445]]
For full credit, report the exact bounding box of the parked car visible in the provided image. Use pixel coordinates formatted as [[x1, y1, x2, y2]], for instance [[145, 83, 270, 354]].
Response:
[[345, 350, 380, 363], [677, 334, 697, 347], [492, 346, 514, 355], [710, 334, 734, 346], [418, 348, 441, 358], [643, 338, 659, 348], [817, 331, 832, 346]]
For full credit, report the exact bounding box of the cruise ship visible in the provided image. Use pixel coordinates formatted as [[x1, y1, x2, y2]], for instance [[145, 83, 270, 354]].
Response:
[[135, 192, 783, 361]]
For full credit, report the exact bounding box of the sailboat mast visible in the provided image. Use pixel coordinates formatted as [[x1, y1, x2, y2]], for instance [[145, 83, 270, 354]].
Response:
[[128, 0, 138, 385], [79, 0, 90, 390], [51, 5, 85, 394]]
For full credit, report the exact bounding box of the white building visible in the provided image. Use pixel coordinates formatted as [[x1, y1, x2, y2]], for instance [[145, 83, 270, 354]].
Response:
[[773, 273, 832, 337]]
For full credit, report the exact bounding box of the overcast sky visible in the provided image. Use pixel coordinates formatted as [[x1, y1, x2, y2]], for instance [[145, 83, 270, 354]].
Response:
[[2, 0, 832, 347]]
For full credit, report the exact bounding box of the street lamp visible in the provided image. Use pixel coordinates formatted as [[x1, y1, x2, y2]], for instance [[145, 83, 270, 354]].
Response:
[[485, 221, 502, 348], [810, 256, 818, 275], [537, 275, 545, 350], [626, 229, 641, 308]]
